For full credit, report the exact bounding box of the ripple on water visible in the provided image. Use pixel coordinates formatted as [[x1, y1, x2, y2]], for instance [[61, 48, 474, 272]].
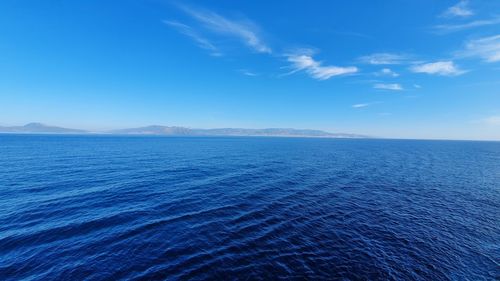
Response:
[[0, 135, 499, 280]]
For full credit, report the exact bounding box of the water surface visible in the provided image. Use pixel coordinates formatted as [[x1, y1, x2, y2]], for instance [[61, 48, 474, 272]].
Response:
[[0, 135, 499, 280]]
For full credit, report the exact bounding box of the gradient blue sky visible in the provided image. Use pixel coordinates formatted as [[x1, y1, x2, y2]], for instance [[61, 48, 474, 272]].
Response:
[[1, 0, 499, 140]]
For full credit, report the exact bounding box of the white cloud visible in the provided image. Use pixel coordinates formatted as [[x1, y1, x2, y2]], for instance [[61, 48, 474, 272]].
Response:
[[481, 116, 500, 125], [373, 83, 403, 91], [414, 84, 422, 89], [238, 69, 258, 76], [164, 20, 221, 56], [286, 49, 358, 80], [375, 68, 399, 77], [352, 103, 370, 108], [434, 17, 500, 33], [358, 53, 410, 65], [442, 1, 474, 18], [459, 35, 500, 63], [410, 61, 465, 76], [181, 6, 271, 54]]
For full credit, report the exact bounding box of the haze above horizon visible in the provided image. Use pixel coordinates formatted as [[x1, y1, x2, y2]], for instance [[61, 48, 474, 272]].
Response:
[[1, 0, 499, 140]]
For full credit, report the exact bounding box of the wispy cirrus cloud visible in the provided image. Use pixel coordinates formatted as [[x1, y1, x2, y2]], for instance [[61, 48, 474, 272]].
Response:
[[163, 20, 221, 56], [410, 61, 465, 76], [441, 0, 474, 18], [238, 69, 259, 76], [373, 83, 403, 91], [352, 101, 381, 108], [358, 53, 411, 65], [433, 17, 500, 33], [170, 5, 361, 82], [375, 68, 399, 77], [285, 49, 358, 80], [180, 5, 271, 54], [352, 103, 370, 108], [458, 34, 500, 62]]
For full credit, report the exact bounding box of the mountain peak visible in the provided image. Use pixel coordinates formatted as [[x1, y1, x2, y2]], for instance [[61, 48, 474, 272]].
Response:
[[0, 123, 85, 133], [24, 122, 46, 128]]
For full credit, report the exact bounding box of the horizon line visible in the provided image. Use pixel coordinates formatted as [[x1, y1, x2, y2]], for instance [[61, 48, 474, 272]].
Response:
[[1, 122, 499, 142]]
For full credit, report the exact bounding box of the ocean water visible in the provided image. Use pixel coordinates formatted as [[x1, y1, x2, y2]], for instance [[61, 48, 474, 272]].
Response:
[[0, 135, 499, 280]]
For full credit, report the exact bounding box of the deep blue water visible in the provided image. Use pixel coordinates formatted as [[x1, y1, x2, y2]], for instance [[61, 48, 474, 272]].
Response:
[[0, 135, 499, 280]]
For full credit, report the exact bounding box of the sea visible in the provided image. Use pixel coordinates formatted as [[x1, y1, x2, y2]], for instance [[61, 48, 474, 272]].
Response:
[[0, 134, 499, 280]]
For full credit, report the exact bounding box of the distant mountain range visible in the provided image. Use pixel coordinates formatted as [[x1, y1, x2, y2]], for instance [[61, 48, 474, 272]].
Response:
[[0, 123, 368, 138], [0, 123, 86, 134]]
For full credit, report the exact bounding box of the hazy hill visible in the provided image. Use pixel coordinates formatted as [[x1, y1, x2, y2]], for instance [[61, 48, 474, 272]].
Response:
[[109, 125, 367, 138], [0, 123, 368, 138], [0, 123, 87, 134]]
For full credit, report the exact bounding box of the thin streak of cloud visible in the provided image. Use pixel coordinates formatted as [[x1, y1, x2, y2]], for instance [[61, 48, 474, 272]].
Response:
[[238, 69, 259, 76], [433, 17, 500, 33], [358, 53, 412, 65], [352, 101, 382, 108], [352, 103, 370, 108], [441, 1, 474, 18], [180, 5, 271, 54], [458, 34, 500, 62], [373, 83, 403, 91], [163, 20, 221, 56], [285, 49, 358, 80], [410, 61, 465, 76]]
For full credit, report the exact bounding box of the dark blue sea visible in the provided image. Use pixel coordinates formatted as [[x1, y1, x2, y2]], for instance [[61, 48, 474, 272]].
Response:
[[0, 135, 499, 280]]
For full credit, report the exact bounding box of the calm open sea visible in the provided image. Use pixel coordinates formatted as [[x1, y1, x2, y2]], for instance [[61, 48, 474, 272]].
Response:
[[0, 135, 499, 280]]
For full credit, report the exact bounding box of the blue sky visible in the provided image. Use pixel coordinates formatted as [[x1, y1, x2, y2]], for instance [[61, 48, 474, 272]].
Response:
[[1, 0, 499, 140]]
